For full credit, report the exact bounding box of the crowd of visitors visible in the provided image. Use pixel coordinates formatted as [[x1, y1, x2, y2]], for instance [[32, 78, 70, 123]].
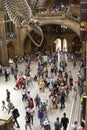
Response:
[[0, 51, 85, 130]]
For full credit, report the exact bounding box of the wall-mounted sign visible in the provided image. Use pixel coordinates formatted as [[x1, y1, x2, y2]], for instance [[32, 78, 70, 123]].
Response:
[[80, 0, 87, 41]]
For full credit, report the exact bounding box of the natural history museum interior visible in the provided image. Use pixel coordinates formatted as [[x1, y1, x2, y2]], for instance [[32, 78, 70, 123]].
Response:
[[0, 0, 87, 130]]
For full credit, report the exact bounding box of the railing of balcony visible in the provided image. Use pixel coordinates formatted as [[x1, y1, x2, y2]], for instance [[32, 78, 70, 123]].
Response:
[[34, 10, 80, 23], [35, 10, 66, 19], [6, 32, 16, 39], [66, 13, 80, 23], [0, 33, 16, 39]]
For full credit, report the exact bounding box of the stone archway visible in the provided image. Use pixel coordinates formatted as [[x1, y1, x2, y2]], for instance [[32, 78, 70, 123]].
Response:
[[52, 35, 66, 52], [7, 41, 15, 59], [38, 18, 80, 36], [71, 36, 82, 53], [20, 18, 80, 55]]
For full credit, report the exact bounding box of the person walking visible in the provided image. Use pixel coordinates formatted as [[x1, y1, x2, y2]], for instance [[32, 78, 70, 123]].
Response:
[[38, 107, 44, 127], [5, 68, 8, 81], [12, 106, 20, 128], [43, 120, 51, 130], [13, 68, 18, 81], [43, 110, 49, 122], [61, 113, 69, 130], [5, 68, 10, 81], [7, 99, 14, 114], [6, 89, 10, 102], [29, 107, 35, 125], [46, 95, 52, 112], [54, 117, 61, 130], [29, 98, 34, 109], [2, 100, 8, 111], [60, 91, 66, 109], [34, 94, 41, 108], [25, 111, 32, 130]]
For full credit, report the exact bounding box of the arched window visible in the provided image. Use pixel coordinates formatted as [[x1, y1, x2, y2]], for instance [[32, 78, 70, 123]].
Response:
[[58, 39, 62, 51], [63, 39, 67, 52], [55, 38, 61, 51]]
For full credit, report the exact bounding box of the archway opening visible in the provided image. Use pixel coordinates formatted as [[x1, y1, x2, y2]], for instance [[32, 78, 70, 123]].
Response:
[[54, 38, 67, 52], [24, 24, 80, 55], [71, 36, 82, 53], [7, 42, 15, 59], [63, 39, 67, 52]]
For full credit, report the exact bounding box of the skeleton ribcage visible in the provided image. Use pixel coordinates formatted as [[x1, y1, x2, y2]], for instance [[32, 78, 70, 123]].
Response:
[[3, 0, 44, 47], [3, 0, 33, 27]]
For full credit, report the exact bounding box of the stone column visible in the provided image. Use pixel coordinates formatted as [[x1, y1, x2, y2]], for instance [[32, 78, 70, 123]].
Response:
[[85, 41, 87, 130], [1, 32, 8, 66], [0, 10, 8, 66], [15, 27, 24, 56], [83, 41, 86, 53]]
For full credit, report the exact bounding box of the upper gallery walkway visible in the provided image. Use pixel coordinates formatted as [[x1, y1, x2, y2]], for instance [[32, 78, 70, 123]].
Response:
[[34, 11, 80, 36]]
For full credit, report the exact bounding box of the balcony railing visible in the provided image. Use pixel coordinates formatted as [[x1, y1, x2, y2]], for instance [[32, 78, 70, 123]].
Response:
[[35, 11, 66, 19], [66, 13, 80, 23], [6, 32, 16, 39], [0, 32, 16, 39], [35, 10, 80, 24]]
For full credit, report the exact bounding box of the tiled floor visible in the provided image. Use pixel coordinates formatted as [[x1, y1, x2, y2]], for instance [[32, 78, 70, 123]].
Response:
[[0, 60, 80, 130]]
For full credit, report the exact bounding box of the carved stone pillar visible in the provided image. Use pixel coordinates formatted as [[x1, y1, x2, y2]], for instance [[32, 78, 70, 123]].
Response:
[[1, 33, 8, 66], [0, 10, 9, 66], [15, 27, 24, 56], [83, 41, 86, 54]]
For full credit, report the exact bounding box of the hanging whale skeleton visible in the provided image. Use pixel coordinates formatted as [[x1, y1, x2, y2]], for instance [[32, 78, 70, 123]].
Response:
[[3, 0, 44, 47]]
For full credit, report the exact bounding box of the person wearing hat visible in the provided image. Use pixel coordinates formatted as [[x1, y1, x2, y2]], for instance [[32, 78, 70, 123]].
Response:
[[43, 120, 51, 130]]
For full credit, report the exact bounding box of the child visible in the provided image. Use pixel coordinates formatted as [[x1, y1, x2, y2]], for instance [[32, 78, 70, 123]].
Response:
[[2, 100, 8, 111]]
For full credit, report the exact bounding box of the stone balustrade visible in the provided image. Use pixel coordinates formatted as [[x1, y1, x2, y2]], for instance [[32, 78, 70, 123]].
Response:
[[0, 113, 14, 130], [35, 11, 65, 19]]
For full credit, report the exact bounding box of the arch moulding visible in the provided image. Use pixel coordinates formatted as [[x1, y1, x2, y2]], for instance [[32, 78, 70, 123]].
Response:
[[38, 18, 80, 37], [20, 18, 80, 54]]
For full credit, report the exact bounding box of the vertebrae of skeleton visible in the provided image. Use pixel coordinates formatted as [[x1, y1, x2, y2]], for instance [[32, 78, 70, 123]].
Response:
[[3, 0, 43, 47]]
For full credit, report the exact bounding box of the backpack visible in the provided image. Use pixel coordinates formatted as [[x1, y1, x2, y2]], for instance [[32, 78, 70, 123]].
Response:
[[13, 109, 20, 118]]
